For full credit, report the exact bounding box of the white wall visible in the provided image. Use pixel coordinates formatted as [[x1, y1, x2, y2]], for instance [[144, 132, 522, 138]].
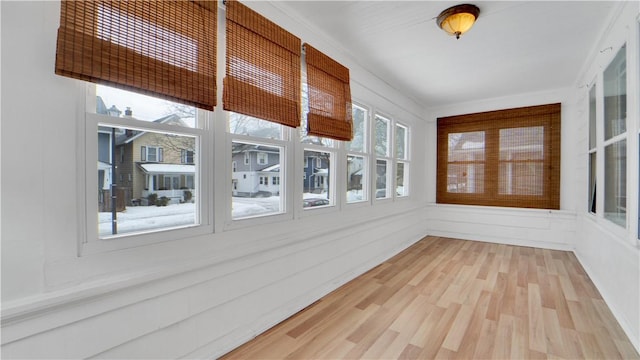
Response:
[[572, 1, 640, 351], [425, 87, 579, 251], [1, 1, 428, 358]]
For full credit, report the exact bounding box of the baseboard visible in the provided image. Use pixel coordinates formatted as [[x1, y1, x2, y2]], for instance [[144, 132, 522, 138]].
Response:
[[572, 251, 640, 354]]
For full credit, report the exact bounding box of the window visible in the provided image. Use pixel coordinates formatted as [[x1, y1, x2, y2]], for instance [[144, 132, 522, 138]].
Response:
[[588, 83, 597, 214], [603, 45, 627, 227], [395, 123, 409, 197], [346, 104, 369, 203], [375, 114, 391, 199], [303, 150, 333, 208], [141, 146, 163, 162], [437, 103, 561, 209], [230, 113, 286, 220], [257, 152, 268, 165], [90, 85, 205, 240], [181, 149, 194, 164]]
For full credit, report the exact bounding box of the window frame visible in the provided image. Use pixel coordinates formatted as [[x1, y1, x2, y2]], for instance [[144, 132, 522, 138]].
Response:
[[80, 85, 212, 255], [346, 103, 370, 205], [436, 103, 561, 210], [374, 113, 393, 201], [227, 115, 292, 226], [395, 122, 410, 198], [601, 44, 628, 228]]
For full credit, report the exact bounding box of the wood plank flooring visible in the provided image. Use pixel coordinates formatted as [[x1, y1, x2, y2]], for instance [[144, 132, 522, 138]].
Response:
[[220, 236, 639, 359]]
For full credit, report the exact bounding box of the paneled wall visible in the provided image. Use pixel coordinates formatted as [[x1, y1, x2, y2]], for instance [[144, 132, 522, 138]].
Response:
[[1, 1, 427, 358]]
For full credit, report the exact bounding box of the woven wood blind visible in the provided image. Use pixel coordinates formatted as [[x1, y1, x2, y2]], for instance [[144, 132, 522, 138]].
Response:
[[436, 103, 561, 210], [224, 0, 301, 128], [55, 0, 217, 110], [304, 44, 353, 141]]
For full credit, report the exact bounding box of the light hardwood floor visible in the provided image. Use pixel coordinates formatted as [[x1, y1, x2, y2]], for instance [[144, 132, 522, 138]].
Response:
[[220, 236, 640, 359]]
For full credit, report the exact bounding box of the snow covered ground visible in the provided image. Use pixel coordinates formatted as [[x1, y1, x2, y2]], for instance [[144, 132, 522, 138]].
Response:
[[99, 203, 196, 236], [99, 192, 347, 236]]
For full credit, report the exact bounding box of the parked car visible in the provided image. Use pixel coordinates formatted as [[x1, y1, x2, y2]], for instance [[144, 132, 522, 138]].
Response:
[[303, 198, 330, 207]]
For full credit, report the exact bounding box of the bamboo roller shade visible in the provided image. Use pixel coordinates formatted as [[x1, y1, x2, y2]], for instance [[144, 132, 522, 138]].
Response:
[[304, 44, 353, 141], [436, 103, 561, 210], [55, 0, 217, 111], [223, 0, 301, 128]]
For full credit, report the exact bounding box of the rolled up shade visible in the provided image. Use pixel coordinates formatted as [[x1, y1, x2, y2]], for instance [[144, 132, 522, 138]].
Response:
[[55, 0, 217, 110], [304, 44, 353, 141], [224, 0, 301, 128]]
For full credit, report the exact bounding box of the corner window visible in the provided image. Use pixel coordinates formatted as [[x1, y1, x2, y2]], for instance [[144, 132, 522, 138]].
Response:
[[603, 45, 627, 227], [588, 83, 597, 214], [395, 123, 410, 197]]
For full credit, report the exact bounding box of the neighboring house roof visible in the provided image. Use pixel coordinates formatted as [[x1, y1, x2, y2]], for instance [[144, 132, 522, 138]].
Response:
[[231, 143, 280, 155], [98, 161, 112, 170], [96, 96, 108, 115], [260, 164, 280, 172], [138, 163, 195, 174], [116, 114, 187, 145]]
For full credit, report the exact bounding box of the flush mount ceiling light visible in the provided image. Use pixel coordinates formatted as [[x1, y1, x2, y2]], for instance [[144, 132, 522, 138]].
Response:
[[437, 4, 480, 39]]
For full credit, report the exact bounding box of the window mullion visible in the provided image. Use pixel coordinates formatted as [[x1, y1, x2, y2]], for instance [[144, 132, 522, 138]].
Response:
[[485, 127, 500, 200]]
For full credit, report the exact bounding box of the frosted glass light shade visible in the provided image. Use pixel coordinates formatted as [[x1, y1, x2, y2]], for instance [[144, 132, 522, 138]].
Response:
[[437, 4, 480, 39]]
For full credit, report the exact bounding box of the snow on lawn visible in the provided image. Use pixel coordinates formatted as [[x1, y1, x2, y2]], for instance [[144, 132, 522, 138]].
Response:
[[100, 192, 339, 236], [232, 196, 281, 218], [99, 203, 195, 236]]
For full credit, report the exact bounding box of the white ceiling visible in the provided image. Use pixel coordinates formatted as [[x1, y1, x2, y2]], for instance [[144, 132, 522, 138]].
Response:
[[277, 1, 618, 108]]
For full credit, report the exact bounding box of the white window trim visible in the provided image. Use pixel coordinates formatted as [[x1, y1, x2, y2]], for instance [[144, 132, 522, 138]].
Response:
[[302, 145, 337, 215], [226, 131, 293, 228], [346, 102, 371, 205], [374, 112, 393, 201], [395, 122, 410, 198], [79, 85, 212, 256]]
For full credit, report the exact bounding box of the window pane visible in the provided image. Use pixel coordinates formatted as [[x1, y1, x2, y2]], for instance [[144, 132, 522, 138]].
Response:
[[604, 45, 626, 140], [348, 105, 366, 153], [499, 163, 543, 195], [300, 83, 334, 146], [589, 84, 597, 149], [604, 140, 626, 226], [447, 164, 485, 193], [231, 142, 283, 219], [96, 85, 196, 127], [448, 131, 485, 162], [98, 126, 197, 237], [376, 159, 389, 198], [375, 115, 390, 157], [498, 126, 544, 195], [396, 124, 407, 160], [347, 155, 366, 203], [229, 112, 282, 140], [499, 127, 544, 160], [589, 152, 596, 213], [396, 162, 409, 197], [303, 150, 332, 208]]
